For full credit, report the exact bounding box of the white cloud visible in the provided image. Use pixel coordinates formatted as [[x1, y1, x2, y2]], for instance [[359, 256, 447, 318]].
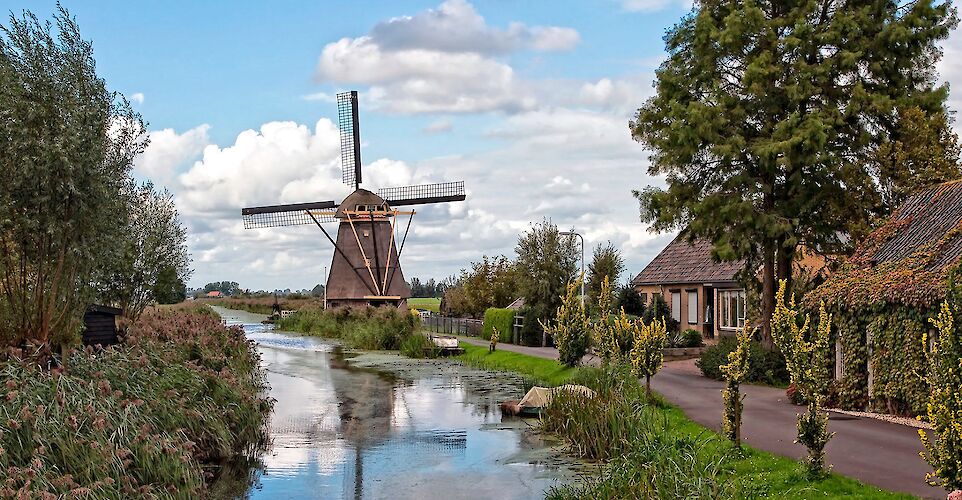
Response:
[[134, 124, 210, 184], [301, 92, 335, 102], [129, 92, 145, 105], [368, 0, 579, 54], [620, 0, 693, 12], [422, 119, 453, 134], [939, 28, 962, 132]]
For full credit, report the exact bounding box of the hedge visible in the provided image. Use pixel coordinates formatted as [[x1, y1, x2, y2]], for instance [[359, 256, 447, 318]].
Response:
[[483, 307, 516, 341]]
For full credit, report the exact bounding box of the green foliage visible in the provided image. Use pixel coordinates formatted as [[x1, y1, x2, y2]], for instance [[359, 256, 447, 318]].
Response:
[[277, 306, 419, 350], [153, 264, 187, 304], [721, 327, 753, 447], [482, 307, 515, 342], [772, 281, 835, 478], [615, 281, 645, 317], [586, 242, 625, 313], [515, 219, 578, 333], [0, 307, 270, 497], [454, 342, 579, 387], [541, 277, 591, 367], [670, 328, 704, 348], [0, 6, 148, 350], [97, 182, 191, 320], [629, 317, 668, 396], [441, 255, 519, 318], [592, 278, 622, 364], [631, 0, 958, 350], [408, 297, 441, 313], [519, 305, 546, 346], [920, 273, 962, 490], [698, 336, 790, 387], [875, 107, 962, 215], [642, 293, 679, 333], [204, 281, 242, 296], [400, 333, 439, 359]]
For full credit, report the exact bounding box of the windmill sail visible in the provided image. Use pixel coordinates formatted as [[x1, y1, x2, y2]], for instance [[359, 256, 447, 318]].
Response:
[[337, 91, 362, 189], [242, 200, 338, 229], [377, 181, 466, 206]]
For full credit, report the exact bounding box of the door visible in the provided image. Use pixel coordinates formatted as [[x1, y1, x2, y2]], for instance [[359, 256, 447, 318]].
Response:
[[703, 287, 715, 339]]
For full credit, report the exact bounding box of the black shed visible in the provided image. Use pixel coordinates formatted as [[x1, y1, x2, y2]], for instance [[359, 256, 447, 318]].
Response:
[[83, 305, 122, 347]]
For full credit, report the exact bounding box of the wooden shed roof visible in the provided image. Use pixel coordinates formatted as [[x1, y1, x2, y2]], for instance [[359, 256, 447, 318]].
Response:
[[631, 235, 745, 286]]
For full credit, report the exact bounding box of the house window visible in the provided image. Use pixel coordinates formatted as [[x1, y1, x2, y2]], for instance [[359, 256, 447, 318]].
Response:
[[687, 291, 698, 325], [718, 289, 746, 328], [671, 291, 681, 322], [640, 292, 648, 305]]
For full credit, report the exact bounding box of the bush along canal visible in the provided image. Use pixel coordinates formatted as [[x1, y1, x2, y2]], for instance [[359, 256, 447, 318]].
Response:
[[210, 306, 585, 499]]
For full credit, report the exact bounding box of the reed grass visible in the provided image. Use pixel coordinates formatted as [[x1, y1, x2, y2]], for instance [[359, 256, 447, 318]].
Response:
[[276, 305, 419, 350]]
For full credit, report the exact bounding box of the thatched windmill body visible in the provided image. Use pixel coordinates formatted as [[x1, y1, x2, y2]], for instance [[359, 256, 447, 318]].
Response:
[[241, 91, 465, 309]]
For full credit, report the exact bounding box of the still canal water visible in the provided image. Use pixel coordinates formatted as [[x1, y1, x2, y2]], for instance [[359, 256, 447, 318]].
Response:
[[210, 307, 580, 500]]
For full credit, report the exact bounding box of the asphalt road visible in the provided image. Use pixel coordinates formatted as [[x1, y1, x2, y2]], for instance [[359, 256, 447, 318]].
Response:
[[653, 361, 939, 499], [457, 336, 942, 498]]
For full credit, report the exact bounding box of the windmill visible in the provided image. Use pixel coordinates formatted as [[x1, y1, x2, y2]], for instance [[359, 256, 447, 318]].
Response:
[[241, 91, 466, 309]]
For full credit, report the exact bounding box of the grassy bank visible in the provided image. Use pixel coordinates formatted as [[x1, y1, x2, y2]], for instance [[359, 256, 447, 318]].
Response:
[[454, 346, 910, 499], [0, 304, 271, 498], [455, 342, 580, 386], [276, 306, 430, 356], [197, 296, 322, 315]]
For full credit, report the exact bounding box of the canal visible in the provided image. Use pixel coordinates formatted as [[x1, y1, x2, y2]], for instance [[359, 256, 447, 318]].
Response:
[[210, 306, 583, 499]]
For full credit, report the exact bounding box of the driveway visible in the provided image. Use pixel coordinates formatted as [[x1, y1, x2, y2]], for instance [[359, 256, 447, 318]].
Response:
[[457, 337, 942, 499]]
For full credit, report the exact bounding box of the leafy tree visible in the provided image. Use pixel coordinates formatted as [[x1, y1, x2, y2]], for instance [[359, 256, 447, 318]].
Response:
[[586, 242, 625, 313], [593, 277, 620, 363], [153, 265, 187, 305], [616, 281, 645, 317], [642, 294, 678, 333], [204, 281, 241, 296], [97, 183, 191, 320], [772, 280, 834, 478], [875, 106, 961, 215], [441, 256, 519, 318], [311, 284, 325, 297], [629, 317, 668, 398], [0, 7, 147, 350], [920, 272, 962, 491], [631, 0, 958, 346], [721, 326, 753, 448], [541, 277, 590, 367], [516, 219, 578, 346]]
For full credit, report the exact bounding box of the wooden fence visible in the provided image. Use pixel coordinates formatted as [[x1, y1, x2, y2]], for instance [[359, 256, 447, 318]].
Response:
[[421, 315, 483, 336]]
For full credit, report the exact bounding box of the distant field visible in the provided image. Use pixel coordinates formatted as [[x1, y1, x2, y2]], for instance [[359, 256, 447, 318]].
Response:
[[408, 297, 441, 313]]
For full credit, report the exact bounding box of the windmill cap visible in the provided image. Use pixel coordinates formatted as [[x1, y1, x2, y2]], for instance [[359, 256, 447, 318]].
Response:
[[335, 188, 391, 218]]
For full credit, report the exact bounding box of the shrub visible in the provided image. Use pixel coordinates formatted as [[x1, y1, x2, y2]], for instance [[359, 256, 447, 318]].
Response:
[[519, 305, 546, 346], [697, 336, 789, 386], [482, 307, 515, 342], [276, 305, 419, 350], [721, 327, 753, 447], [541, 278, 591, 367], [0, 306, 271, 498], [642, 294, 679, 333], [670, 328, 704, 348], [400, 334, 439, 359], [629, 318, 668, 397]]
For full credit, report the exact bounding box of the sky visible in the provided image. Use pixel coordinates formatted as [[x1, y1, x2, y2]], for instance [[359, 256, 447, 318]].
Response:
[[3, 0, 961, 291]]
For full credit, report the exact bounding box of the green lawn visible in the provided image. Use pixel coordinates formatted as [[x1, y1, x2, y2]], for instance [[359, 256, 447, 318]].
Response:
[[455, 342, 580, 386], [408, 297, 441, 313], [453, 343, 913, 500]]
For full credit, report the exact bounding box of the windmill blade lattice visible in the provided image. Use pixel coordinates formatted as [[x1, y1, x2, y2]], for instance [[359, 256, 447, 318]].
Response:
[[377, 181, 465, 206], [337, 91, 362, 189], [242, 200, 338, 229]]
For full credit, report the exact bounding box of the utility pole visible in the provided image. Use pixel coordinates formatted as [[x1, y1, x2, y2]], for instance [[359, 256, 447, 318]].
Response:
[[323, 265, 328, 310]]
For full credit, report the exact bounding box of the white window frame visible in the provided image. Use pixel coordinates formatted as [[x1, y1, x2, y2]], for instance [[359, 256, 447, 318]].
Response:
[[718, 289, 746, 329], [687, 290, 698, 325], [670, 291, 681, 322]]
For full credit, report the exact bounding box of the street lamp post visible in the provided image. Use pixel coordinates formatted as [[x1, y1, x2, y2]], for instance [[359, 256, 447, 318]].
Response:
[[560, 230, 585, 307], [323, 265, 328, 310]]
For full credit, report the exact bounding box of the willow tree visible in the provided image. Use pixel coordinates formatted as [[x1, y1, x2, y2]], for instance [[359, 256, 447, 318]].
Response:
[[0, 7, 147, 350], [632, 0, 958, 345]]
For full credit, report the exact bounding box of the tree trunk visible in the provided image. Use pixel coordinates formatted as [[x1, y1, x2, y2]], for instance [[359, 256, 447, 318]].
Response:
[[777, 242, 795, 296], [760, 242, 776, 349], [646, 375, 651, 399]]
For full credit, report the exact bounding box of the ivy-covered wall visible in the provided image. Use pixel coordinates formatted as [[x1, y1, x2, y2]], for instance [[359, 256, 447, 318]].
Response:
[[819, 303, 933, 416]]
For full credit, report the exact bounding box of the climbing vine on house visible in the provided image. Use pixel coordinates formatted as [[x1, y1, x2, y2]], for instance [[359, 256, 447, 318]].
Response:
[[804, 199, 962, 416]]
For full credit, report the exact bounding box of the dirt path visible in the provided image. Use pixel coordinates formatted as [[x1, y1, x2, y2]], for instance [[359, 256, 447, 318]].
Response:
[[456, 337, 942, 499]]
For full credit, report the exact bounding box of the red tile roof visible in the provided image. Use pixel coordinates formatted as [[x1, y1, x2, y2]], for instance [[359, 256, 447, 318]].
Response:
[[632, 235, 745, 286]]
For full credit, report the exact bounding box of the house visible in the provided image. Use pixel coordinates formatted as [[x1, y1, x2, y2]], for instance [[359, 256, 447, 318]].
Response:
[[206, 291, 222, 298], [806, 179, 962, 415], [632, 236, 746, 339]]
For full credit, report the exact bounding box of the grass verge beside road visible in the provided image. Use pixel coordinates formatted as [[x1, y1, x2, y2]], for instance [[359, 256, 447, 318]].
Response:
[[454, 343, 911, 500], [408, 297, 441, 313]]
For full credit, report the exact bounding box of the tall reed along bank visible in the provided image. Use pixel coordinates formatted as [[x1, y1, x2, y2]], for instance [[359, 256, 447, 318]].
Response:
[[0, 305, 271, 498]]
